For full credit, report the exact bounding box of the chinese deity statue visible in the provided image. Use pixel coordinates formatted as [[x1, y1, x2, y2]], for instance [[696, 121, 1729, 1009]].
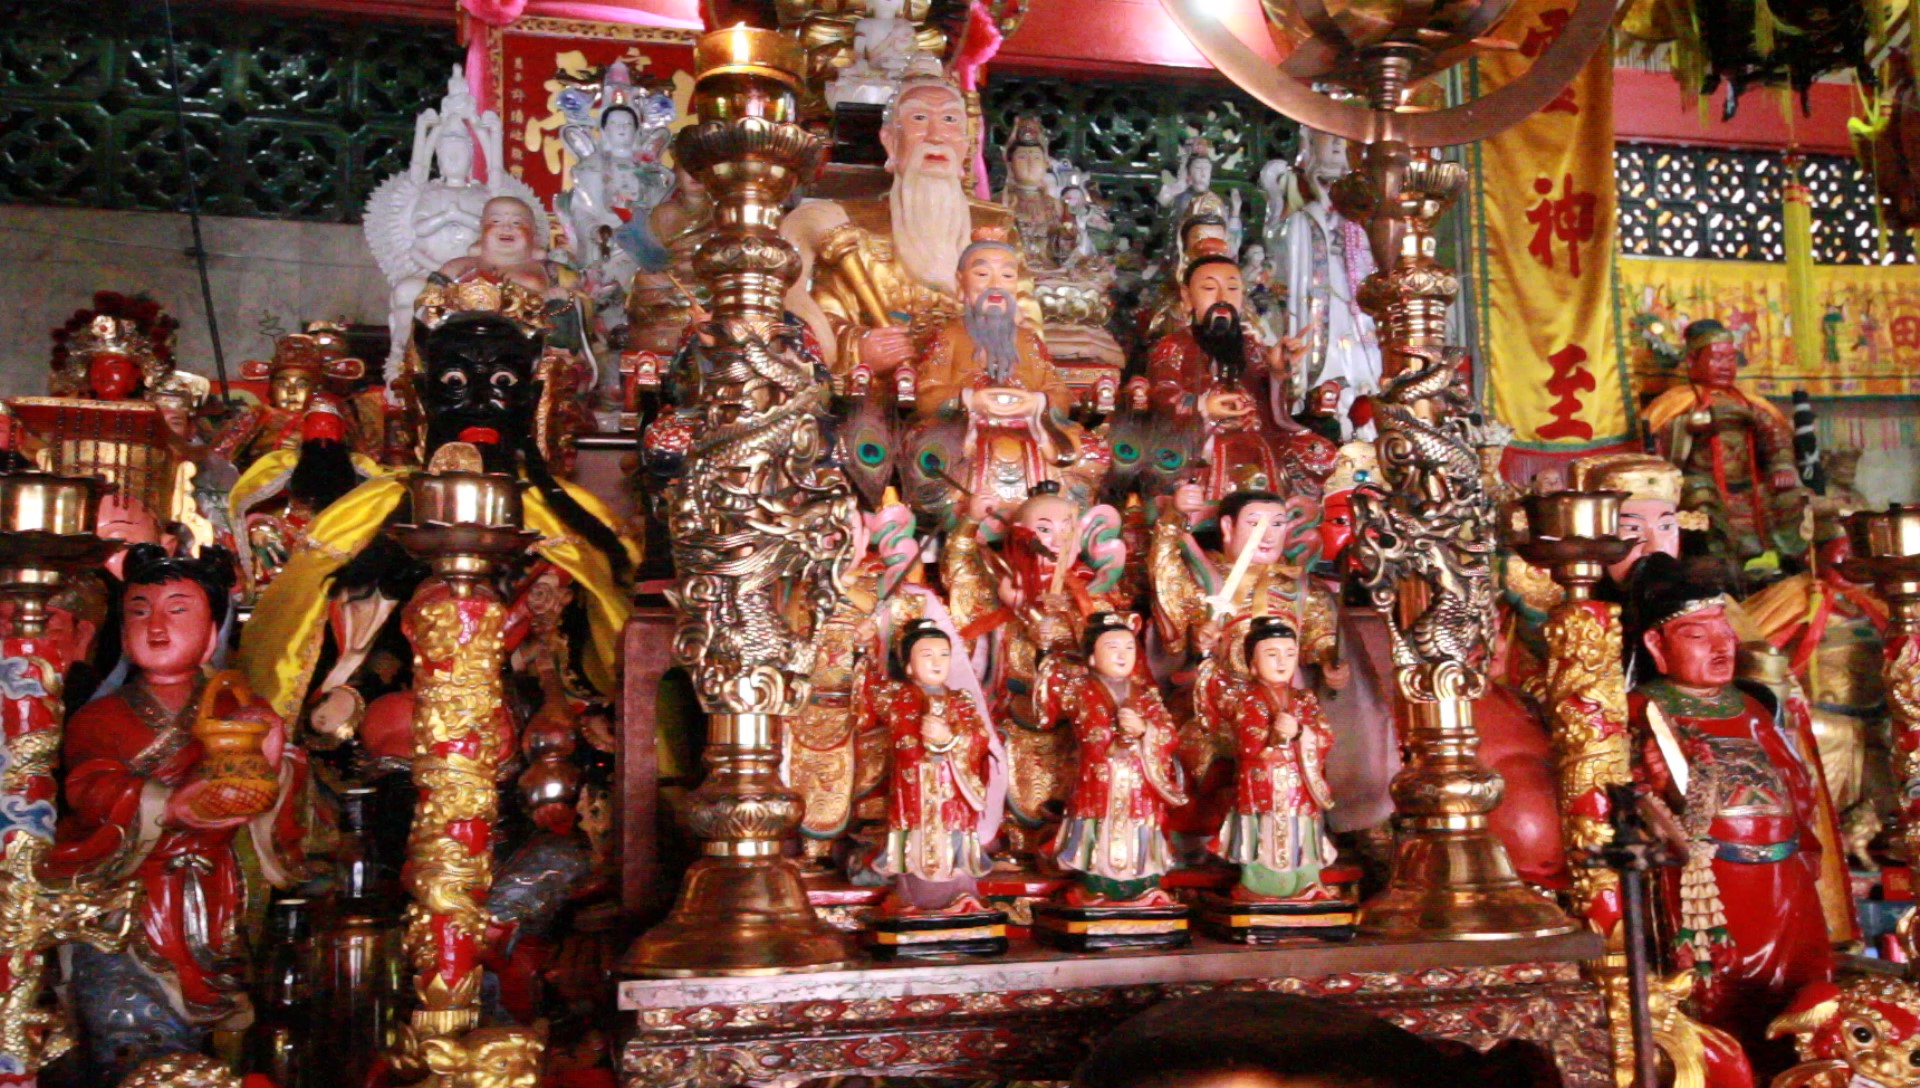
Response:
[[1196, 616, 1356, 940], [47, 314, 175, 402], [227, 401, 382, 597], [240, 280, 635, 755], [1157, 137, 1241, 255], [365, 64, 544, 375], [943, 483, 1124, 850], [1146, 255, 1327, 500], [998, 116, 1073, 271], [210, 329, 367, 472], [1216, 616, 1337, 897], [1644, 320, 1802, 564], [438, 195, 565, 297], [995, 116, 1123, 397], [1036, 612, 1189, 935], [47, 546, 307, 1080], [1629, 561, 1833, 1074], [1268, 129, 1379, 438], [905, 230, 1100, 521], [825, 0, 927, 107], [556, 62, 677, 282], [862, 619, 997, 912], [784, 66, 1025, 376], [788, 503, 987, 869]]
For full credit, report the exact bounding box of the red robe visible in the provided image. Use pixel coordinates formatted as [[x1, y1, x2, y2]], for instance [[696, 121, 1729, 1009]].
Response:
[[1145, 326, 1336, 494], [47, 679, 306, 1021], [1631, 680, 1833, 1057], [1042, 665, 1186, 883]]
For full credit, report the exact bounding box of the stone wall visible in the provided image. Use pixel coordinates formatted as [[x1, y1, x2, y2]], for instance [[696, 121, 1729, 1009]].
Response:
[[0, 204, 386, 398]]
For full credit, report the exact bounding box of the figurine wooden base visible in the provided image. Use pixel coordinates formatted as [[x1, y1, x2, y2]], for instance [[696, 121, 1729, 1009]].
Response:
[[1030, 901, 1191, 952], [863, 909, 1010, 960], [1195, 892, 1357, 944]]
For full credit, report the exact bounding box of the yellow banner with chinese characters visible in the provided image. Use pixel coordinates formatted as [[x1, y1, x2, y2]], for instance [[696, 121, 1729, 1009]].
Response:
[[1468, 3, 1632, 449], [1619, 256, 1920, 399]]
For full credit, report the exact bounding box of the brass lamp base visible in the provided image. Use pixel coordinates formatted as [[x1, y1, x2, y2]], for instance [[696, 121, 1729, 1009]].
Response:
[[620, 857, 852, 977], [1358, 828, 1575, 940]]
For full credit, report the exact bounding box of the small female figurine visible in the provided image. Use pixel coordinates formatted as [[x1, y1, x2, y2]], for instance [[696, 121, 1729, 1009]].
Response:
[[864, 619, 996, 914], [1200, 616, 1354, 939], [1221, 617, 1338, 898], [1043, 612, 1188, 907]]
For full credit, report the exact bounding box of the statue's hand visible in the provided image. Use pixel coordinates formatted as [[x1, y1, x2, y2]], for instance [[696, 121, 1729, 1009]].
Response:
[[1193, 619, 1223, 657], [859, 326, 914, 373], [168, 780, 274, 829], [1321, 660, 1350, 691], [1274, 712, 1300, 742], [1199, 389, 1254, 423], [920, 714, 953, 747], [1118, 707, 1147, 738]]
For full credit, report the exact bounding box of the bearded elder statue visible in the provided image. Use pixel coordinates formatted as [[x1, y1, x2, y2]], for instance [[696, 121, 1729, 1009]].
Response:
[[781, 60, 1032, 384]]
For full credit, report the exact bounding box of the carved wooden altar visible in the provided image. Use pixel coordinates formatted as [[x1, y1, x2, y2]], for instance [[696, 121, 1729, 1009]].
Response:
[[618, 932, 1612, 1088]]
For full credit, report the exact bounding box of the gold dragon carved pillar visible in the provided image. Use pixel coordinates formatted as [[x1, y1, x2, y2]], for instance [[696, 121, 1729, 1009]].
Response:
[[620, 27, 855, 976]]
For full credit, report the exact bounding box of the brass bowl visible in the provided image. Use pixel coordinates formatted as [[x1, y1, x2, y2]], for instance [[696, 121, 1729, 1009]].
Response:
[[1522, 490, 1625, 542], [0, 470, 105, 536], [408, 471, 525, 532], [1261, 0, 1517, 86], [1843, 505, 1920, 583]]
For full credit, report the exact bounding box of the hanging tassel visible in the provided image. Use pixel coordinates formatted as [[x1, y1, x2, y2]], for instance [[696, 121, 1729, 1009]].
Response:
[[1783, 153, 1823, 376]]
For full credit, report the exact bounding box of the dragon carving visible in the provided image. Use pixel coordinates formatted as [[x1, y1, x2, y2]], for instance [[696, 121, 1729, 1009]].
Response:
[[665, 319, 855, 717], [1349, 347, 1497, 702]]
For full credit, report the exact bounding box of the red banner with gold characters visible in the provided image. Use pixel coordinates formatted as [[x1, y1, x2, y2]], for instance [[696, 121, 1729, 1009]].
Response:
[[1467, 2, 1632, 452], [486, 17, 697, 204]]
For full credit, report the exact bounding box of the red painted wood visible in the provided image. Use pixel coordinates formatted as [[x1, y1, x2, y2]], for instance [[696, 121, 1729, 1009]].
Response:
[[1612, 67, 1859, 154], [618, 607, 673, 920]]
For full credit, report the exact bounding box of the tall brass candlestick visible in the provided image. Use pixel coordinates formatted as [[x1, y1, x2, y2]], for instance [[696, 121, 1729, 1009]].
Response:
[[621, 26, 854, 977], [0, 471, 128, 1087], [388, 453, 542, 1074], [1842, 507, 1920, 934]]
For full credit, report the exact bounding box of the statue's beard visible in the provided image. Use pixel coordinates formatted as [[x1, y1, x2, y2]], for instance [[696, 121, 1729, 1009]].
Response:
[[892, 148, 971, 294], [1193, 303, 1247, 379], [289, 438, 360, 510], [962, 290, 1021, 384]]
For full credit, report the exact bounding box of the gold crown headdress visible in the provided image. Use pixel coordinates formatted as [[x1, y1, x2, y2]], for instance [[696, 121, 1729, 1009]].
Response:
[[412, 277, 558, 335], [52, 315, 170, 396], [239, 332, 366, 384], [1006, 115, 1048, 154], [1568, 453, 1683, 507]]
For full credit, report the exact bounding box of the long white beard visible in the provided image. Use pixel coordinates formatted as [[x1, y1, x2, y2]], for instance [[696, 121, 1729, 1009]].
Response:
[[892, 159, 971, 295]]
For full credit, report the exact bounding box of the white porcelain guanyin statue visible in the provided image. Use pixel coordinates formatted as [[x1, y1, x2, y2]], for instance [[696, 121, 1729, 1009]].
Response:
[[1267, 128, 1380, 439], [556, 60, 676, 279], [825, 0, 926, 107], [364, 64, 545, 378]]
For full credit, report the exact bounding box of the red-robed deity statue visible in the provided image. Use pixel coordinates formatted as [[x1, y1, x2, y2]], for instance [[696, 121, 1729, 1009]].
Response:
[[1629, 563, 1832, 1074], [862, 619, 997, 913], [1642, 320, 1801, 564], [46, 545, 307, 1080], [1144, 255, 1328, 499], [1038, 612, 1188, 905]]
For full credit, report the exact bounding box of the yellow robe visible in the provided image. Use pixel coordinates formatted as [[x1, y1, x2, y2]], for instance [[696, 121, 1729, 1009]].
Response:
[[237, 474, 655, 768]]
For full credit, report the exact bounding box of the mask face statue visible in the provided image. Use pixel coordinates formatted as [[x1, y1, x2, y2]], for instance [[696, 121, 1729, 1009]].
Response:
[[270, 370, 317, 413], [1089, 628, 1137, 682], [417, 314, 543, 465], [906, 636, 952, 689], [1249, 633, 1299, 687], [88, 354, 142, 400], [123, 577, 217, 683], [1014, 495, 1076, 556], [1646, 606, 1738, 690]]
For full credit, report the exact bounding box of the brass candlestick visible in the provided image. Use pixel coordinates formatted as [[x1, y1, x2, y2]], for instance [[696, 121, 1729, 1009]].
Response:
[[1843, 506, 1920, 874], [388, 450, 541, 1069], [1153, 0, 1617, 939], [1515, 491, 1632, 940], [621, 26, 854, 977], [0, 470, 130, 1082]]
